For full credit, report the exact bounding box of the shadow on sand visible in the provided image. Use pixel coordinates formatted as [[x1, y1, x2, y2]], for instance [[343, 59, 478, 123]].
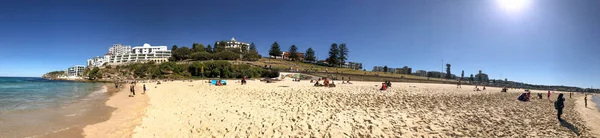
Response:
[[559, 119, 581, 136]]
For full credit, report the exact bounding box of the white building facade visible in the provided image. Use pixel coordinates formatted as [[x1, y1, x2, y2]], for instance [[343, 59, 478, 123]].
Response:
[[109, 44, 132, 55], [87, 56, 105, 67], [217, 37, 249, 50], [67, 65, 85, 77], [105, 43, 171, 64]]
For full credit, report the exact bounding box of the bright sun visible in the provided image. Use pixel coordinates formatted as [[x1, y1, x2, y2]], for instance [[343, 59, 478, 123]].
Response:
[[496, 0, 532, 13]]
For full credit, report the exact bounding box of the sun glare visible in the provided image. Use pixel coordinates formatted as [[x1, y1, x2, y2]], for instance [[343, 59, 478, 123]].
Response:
[[496, 0, 532, 13]]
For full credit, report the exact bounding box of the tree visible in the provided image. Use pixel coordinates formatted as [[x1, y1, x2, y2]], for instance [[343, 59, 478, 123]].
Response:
[[244, 42, 261, 61], [88, 67, 101, 80], [171, 45, 178, 51], [470, 74, 474, 82], [268, 42, 282, 58], [241, 44, 249, 54], [188, 61, 205, 77], [214, 41, 226, 53], [249, 42, 257, 52], [173, 47, 193, 61], [305, 47, 316, 62], [383, 66, 388, 73], [461, 70, 465, 80], [205, 44, 213, 53], [288, 45, 299, 61], [326, 43, 339, 66], [446, 64, 451, 79], [192, 43, 205, 52], [338, 43, 348, 66], [191, 52, 213, 60], [478, 70, 483, 82]]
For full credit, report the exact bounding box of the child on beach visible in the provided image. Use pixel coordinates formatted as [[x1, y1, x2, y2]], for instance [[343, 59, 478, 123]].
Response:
[[242, 76, 247, 85], [547, 91, 551, 99], [380, 83, 387, 90]]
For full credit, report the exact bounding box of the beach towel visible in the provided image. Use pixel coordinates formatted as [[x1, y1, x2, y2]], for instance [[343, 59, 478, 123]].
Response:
[[210, 80, 227, 85]]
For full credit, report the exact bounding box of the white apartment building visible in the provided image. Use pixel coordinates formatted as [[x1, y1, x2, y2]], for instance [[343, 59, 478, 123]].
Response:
[[105, 43, 171, 64], [109, 44, 132, 55], [67, 65, 85, 77], [217, 37, 249, 50], [86, 56, 104, 67]]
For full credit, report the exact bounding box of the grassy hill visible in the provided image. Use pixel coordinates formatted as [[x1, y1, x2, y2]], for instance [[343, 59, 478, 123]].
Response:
[[243, 58, 462, 84]]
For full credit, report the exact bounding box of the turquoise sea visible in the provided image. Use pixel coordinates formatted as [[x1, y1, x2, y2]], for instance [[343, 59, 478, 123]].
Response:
[[0, 77, 110, 137], [0, 77, 104, 112]]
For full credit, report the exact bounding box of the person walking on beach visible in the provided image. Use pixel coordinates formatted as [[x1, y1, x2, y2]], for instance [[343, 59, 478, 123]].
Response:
[[143, 84, 146, 94], [130, 85, 135, 96], [584, 95, 588, 108], [554, 94, 565, 121], [547, 90, 551, 99], [570, 92, 572, 98]]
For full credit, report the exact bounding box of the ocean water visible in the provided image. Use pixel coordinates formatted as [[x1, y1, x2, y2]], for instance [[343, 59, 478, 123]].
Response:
[[0, 77, 104, 112], [593, 95, 600, 111], [0, 77, 112, 137]]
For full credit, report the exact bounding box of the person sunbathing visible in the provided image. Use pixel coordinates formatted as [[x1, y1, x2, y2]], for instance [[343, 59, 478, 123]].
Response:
[[380, 83, 387, 90], [323, 79, 330, 87], [216, 80, 224, 86], [518, 93, 527, 102], [329, 80, 336, 87]]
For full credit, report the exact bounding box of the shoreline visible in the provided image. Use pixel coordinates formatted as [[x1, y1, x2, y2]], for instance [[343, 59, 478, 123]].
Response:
[[82, 83, 148, 137], [576, 94, 600, 137]]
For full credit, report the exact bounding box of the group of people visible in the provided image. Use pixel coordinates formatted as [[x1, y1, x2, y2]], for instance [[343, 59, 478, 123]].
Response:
[[514, 89, 591, 122], [474, 85, 486, 91], [313, 78, 336, 87], [518, 90, 532, 101], [128, 82, 147, 97]]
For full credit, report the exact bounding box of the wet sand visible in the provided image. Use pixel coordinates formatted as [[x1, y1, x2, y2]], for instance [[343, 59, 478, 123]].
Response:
[[130, 80, 599, 137], [0, 85, 115, 138], [576, 94, 600, 136], [83, 84, 148, 138]]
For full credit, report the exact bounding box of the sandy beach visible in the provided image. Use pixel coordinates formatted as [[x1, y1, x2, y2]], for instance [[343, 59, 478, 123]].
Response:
[[83, 84, 148, 138], [79, 79, 598, 137], [576, 94, 600, 136]]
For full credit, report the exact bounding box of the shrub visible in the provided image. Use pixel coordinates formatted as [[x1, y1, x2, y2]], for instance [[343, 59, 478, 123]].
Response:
[[213, 50, 239, 60], [261, 69, 280, 78], [191, 52, 213, 61]]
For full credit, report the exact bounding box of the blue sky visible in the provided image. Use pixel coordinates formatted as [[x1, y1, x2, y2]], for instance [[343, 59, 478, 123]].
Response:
[[0, 0, 598, 88]]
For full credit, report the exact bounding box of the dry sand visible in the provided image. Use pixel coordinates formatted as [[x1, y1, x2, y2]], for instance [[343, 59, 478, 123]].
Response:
[[123, 80, 599, 137], [83, 84, 148, 138]]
